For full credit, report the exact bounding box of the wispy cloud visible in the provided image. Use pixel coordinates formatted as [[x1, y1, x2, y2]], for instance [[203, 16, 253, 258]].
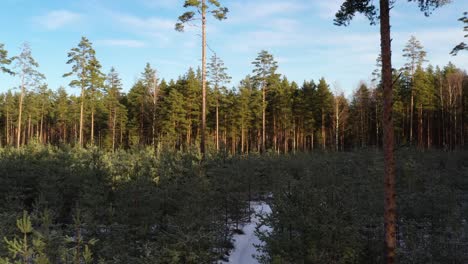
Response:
[[110, 12, 176, 45], [34, 10, 82, 30], [139, 0, 178, 9], [313, 0, 343, 19], [97, 39, 147, 48], [229, 1, 305, 23], [115, 14, 174, 31]]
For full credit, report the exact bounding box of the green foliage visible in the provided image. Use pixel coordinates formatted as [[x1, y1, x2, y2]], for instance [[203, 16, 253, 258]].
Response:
[[252, 50, 279, 86], [0, 43, 13, 75], [175, 0, 228, 32], [254, 151, 468, 263], [334, 0, 450, 26], [451, 12, 468, 55], [1, 211, 50, 264], [63, 37, 97, 89], [0, 146, 466, 263]]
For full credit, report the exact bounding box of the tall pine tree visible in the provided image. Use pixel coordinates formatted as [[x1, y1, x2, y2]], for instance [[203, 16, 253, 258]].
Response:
[[176, 0, 229, 157]]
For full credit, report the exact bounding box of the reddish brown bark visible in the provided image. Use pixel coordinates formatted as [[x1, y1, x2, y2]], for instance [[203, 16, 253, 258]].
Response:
[[380, 0, 397, 263]]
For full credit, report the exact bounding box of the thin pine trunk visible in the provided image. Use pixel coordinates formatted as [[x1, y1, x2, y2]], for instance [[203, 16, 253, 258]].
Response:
[[262, 80, 266, 153], [17, 78, 25, 149], [321, 108, 325, 150], [200, 0, 207, 157], [79, 85, 84, 147]]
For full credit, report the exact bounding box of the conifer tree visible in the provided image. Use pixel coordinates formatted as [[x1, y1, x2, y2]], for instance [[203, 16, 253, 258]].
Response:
[[252, 50, 278, 152], [334, 1, 449, 262], [36, 84, 53, 144], [1, 211, 50, 264], [87, 55, 105, 146], [64, 37, 98, 147], [315, 78, 333, 150], [207, 54, 231, 151], [55, 87, 70, 143], [105, 67, 124, 151], [140, 63, 159, 147], [0, 43, 13, 75], [451, 12, 467, 55], [12, 42, 45, 148], [238, 77, 254, 153], [176, 0, 229, 157], [413, 66, 434, 148], [127, 80, 149, 145], [403, 36, 427, 144]]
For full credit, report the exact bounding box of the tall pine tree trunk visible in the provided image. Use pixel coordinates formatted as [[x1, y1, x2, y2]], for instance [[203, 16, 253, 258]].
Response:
[[91, 107, 95, 146], [262, 80, 266, 153], [200, 0, 207, 157], [410, 85, 414, 144], [40, 107, 44, 144], [112, 109, 117, 152], [17, 78, 25, 149], [321, 107, 325, 150], [380, 0, 397, 262], [79, 85, 84, 147], [152, 71, 158, 148], [6, 107, 9, 146], [216, 97, 219, 151], [28, 115, 31, 143], [335, 101, 339, 151], [418, 105, 423, 149]]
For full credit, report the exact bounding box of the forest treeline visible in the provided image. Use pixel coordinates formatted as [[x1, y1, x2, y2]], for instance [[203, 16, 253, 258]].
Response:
[[0, 36, 467, 153]]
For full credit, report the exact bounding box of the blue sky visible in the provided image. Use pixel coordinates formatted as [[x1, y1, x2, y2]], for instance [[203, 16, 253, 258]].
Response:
[[0, 0, 467, 96]]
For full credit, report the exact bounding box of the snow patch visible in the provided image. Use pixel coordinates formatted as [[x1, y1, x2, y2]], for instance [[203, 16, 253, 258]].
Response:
[[221, 201, 272, 264]]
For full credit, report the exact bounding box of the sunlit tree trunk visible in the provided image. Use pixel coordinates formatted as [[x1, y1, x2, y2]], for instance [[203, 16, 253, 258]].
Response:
[[380, 0, 396, 262], [200, 0, 207, 157], [17, 76, 25, 148]]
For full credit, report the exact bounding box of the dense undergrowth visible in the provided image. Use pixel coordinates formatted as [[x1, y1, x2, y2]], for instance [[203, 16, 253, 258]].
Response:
[[0, 145, 467, 263]]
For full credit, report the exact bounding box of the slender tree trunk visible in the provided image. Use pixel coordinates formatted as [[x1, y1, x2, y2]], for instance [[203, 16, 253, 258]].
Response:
[[262, 80, 266, 153], [112, 109, 117, 152], [200, 0, 207, 157], [410, 85, 414, 145], [427, 111, 431, 148], [216, 97, 219, 151], [335, 101, 339, 151], [91, 107, 95, 146], [311, 130, 314, 150], [376, 106, 380, 147], [79, 85, 84, 147], [273, 115, 277, 152], [293, 121, 296, 154], [321, 107, 325, 150], [17, 78, 25, 149], [40, 108, 44, 144], [380, 0, 397, 262], [418, 105, 423, 149], [6, 107, 9, 146], [152, 71, 158, 148], [28, 115, 31, 143], [440, 77, 445, 147]]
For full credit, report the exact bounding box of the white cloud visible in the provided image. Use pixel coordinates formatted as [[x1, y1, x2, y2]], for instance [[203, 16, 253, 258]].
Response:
[[115, 14, 174, 31], [139, 0, 178, 9], [97, 39, 147, 48], [229, 1, 305, 23], [34, 10, 82, 30], [109, 12, 176, 45], [313, 0, 343, 19]]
